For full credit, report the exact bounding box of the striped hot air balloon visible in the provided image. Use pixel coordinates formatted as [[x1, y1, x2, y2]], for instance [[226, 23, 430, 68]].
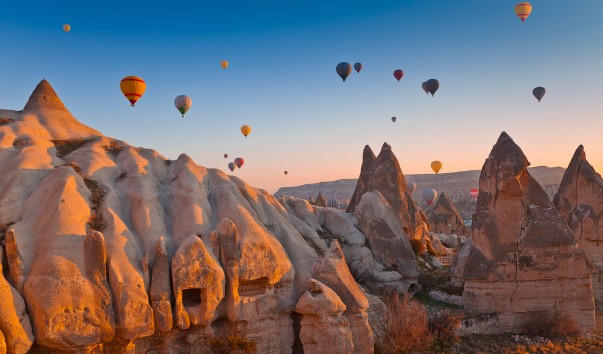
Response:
[[515, 2, 532, 23], [425, 79, 440, 96], [120, 76, 146, 107]]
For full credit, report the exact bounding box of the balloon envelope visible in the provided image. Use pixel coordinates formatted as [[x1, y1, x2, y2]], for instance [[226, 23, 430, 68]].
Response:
[[407, 182, 416, 194], [224, 154, 228, 159], [425, 79, 439, 96], [422, 189, 438, 206], [470, 188, 479, 201], [393, 69, 404, 81], [284, 171, 288, 175], [515, 2, 532, 22], [336, 62, 352, 82], [391, 117, 396, 123], [228, 162, 235, 172], [221, 60, 229, 69], [63, 24, 71, 32], [422, 82, 429, 95], [533, 87, 546, 102], [174, 95, 192, 117], [234, 157, 244, 168], [431, 160, 442, 174], [120, 76, 146, 107], [354, 62, 362, 73], [241, 125, 251, 138]]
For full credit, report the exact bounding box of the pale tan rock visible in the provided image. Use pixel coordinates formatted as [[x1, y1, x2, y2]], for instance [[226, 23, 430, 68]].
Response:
[[150, 237, 172, 333], [0, 247, 33, 354], [172, 234, 225, 329], [554, 145, 603, 308], [314, 241, 374, 354], [295, 279, 353, 354], [428, 193, 468, 236], [463, 132, 596, 333]]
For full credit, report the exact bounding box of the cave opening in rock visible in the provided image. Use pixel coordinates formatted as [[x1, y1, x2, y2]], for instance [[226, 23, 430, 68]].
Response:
[[182, 288, 202, 307]]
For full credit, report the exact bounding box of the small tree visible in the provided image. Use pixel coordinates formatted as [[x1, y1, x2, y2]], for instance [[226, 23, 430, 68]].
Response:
[[428, 310, 462, 351]]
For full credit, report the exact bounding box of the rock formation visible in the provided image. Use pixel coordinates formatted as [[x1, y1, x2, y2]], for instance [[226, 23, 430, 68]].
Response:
[[346, 143, 429, 243], [462, 132, 596, 333], [428, 192, 468, 236], [295, 279, 353, 354], [554, 145, 603, 308], [315, 192, 327, 207], [0, 80, 375, 353]]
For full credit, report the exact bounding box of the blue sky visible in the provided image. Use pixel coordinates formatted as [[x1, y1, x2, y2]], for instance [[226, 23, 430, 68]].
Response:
[[1, 1, 602, 192]]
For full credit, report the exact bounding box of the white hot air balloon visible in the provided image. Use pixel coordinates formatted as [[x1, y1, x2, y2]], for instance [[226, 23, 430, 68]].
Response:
[[407, 182, 416, 194], [422, 189, 438, 206], [174, 95, 193, 117]]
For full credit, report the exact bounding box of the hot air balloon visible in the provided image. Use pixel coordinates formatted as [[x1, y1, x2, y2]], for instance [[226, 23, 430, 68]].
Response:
[[431, 161, 442, 174], [422, 82, 429, 95], [241, 125, 251, 138], [174, 95, 192, 117], [407, 182, 416, 194], [284, 171, 288, 175], [422, 189, 438, 206], [234, 157, 244, 169], [393, 69, 404, 82], [336, 62, 352, 82], [391, 117, 397, 123], [120, 76, 146, 107], [221, 60, 229, 70], [228, 162, 235, 172], [533, 87, 546, 102], [63, 24, 71, 32], [470, 188, 479, 201], [354, 62, 363, 73], [224, 154, 228, 159], [515, 2, 532, 23], [425, 79, 439, 96]]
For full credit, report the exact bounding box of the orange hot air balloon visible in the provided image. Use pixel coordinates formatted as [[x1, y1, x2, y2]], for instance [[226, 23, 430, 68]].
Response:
[[221, 60, 229, 70], [431, 160, 442, 174], [240, 125, 251, 138], [120, 76, 146, 107], [515, 2, 532, 23]]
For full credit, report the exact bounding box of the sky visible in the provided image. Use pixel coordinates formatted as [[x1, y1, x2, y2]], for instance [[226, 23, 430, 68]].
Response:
[[0, 1, 602, 193]]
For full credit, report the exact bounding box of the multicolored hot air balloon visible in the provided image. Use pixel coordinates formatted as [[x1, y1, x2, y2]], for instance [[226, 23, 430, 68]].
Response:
[[241, 125, 251, 138], [224, 154, 228, 159], [234, 157, 244, 169], [228, 162, 235, 172], [431, 160, 442, 174], [221, 60, 229, 70], [515, 2, 532, 23], [470, 188, 479, 201], [336, 62, 352, 82], [174, 95, 192, 117], [284, 170, 288, 175], [533, 87, 546, 102], [120, 76, 146, 107], [422, 189, 438, 206], [407, 182, 416, 194], [391, 117, 396, 123], [393, 69, 404, 82], [354, 62, 363, 73], [422, 82, 429, 95], [425, 79, 439, 96], [63, 24, 71, 32]]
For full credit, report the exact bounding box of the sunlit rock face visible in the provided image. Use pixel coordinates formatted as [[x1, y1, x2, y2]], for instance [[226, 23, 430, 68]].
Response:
[[0, 80, 375, 353], [554, 145, 603, 308], [462, 132, 596, 333], [428, 192, 468, 236]]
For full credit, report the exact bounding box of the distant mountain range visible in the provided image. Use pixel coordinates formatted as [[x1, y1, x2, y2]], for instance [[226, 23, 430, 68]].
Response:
[[275, 166, 566, 220]]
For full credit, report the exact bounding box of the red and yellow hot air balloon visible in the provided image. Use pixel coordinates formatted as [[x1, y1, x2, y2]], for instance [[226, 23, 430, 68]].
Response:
[[431, 160, 442, 174], [120, 76, 146, 107], [221, 60, 229, 70], [515, 2, 532, 23], [241, 125, 251, 138]]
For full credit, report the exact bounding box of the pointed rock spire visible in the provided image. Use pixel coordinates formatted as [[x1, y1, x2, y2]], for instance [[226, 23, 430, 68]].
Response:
[[428, 192, 468, 235], [23, 80, 69, 112], [346, 145, 376, 213], [315, 192, 327, 207]]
